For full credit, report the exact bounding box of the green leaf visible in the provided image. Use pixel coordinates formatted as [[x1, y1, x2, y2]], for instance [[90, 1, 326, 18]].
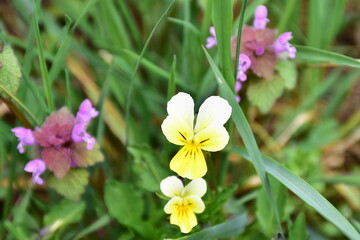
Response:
[[0, 45, 21, 98], [232, 147, 360, 240], [277, 61, 297, 90], [3, 221, 29, 240], [295, 45, 360, 68], [129, 145, 168, 192], [74, 215, 111, 240], [105, 180, 158, 239], [48, 168, 89, 201], [247, 77, 285, 113], [174, 213, 247, 240], [205, 184, 237, 217], [289, 214, 308, 240], [256, 177, 286, 237], [71, 143, 104, 167], [312, 175, 360, 187], [44, 199, 85, 225], [212, 0, 235, 88], [104, 180, 143, 225], [43, 199, 86, 238]]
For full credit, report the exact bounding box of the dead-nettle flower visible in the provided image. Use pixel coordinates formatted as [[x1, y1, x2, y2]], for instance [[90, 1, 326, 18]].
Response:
[[206, 26, 217, 49], [273, 32, 297, 59], [12, 99, 99, 184], [235, 54, 252, 102], [161, 92, 232, 180], [11, 127, 36, 154], [206, 5, 296, 98], [160, 176, 206, 233], [253, 5, 269, 29]]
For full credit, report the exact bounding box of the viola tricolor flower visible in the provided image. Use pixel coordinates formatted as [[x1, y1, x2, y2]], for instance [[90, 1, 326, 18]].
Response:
[[161, 92, 231, 179], [12, 99, 103, 184], [161, 176, 206, 233]]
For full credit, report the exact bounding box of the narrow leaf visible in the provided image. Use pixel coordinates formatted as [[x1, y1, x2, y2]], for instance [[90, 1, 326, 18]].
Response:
[[295, 45, 360, 69], [174, 213, 247, 240]]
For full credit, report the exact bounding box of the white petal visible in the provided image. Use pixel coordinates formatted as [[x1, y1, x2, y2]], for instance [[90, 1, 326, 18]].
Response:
[[166, 92, 194, 129], [184, 195, 205, 213], [160, 176, 184, 198], [194, 125, 230, 152], [182, 178, 207, 197], [164, 196, 182, 214], [161, 116, 194, 145], [194, 96, 231, 133]]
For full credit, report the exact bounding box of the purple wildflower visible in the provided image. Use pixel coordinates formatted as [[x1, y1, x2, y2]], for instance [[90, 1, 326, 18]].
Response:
[[236, 54, 252, 82], [72, 123, 96, 150], [72, 99, 98, 150], [24, 159, 46, 184], [235, 25, 277, 79], [206, 26, 217, 49], [12, 99, 100, 183], [273, 32, 297, 59], [12, 127, 36, 153], [76, 99, 99, 124], [235, 54, 251, 103], [254, 5, 269, 29], [235, 81, 242, 103]]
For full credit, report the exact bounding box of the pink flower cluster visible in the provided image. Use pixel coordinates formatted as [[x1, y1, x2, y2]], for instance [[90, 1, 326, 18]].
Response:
[[12, 99, 98, 184], [206, 5, 296, 101]]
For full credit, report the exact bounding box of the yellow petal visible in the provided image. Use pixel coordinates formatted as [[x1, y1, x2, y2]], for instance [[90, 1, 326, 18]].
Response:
[[182, 178, 207, 197], [161, 116, 194, 145], [164, 196, 182, 214], [194, 96, 231, 133], [194, 125, 229, 152], [170, 144, 207, 180], [167, 92, 194, 129], [184, 195, 205, 213], [170, 205, 197, 233]]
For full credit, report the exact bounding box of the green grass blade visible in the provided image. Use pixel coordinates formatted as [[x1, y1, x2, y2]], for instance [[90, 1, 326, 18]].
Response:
[[74, 215, 111, 240], [203, 47, 284, 236], [95, 62, 112, 143], [212, 0, 235, 89], [49, 0, 99, 84], [167, 55, 177, 101], [307, 0, 323, 48], [168, 17, 201, 37], [0, 85, 39, 126], [232, 147, 360, 240], [33, 0, 54, 111], [125, 0, 177, 143], [295, 45, 360, 68], [323, 70, 360, 118], [174, 213, 247, 240], [121, 49, 170, 80], [277, 0, 297, 33], [64, 69, 72, 110], [311, 175, 360, 187], [233, 0, 247, 79], [69, 0, 99, 33]]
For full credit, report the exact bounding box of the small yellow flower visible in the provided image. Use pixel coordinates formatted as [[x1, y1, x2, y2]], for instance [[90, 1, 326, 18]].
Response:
[[161, 92, 232, 179], [161, 176, 207, 233]]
